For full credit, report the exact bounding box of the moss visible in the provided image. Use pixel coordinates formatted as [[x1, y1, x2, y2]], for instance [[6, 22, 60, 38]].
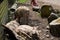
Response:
[[41, 5, 53, 18], [18, 0, 27, 3]]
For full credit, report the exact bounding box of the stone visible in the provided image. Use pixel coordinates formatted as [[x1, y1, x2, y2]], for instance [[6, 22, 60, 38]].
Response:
[[46, 26, 50, 30], [41, 5, 53, 18], [49, 17, 60, 37], [10, 3, 17, 12], [51, 37, 54, 40], [45, 30, 49, 32], [46, 35, 50, 38], [48, 12, 58, 23]]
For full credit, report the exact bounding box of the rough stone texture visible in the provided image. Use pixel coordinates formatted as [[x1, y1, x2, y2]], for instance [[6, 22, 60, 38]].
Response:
[[48, 13, 58, 23], [49, 18, 60, 37]]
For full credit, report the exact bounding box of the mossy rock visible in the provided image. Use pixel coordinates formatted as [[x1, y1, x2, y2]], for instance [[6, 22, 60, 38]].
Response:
[[41, 5, 53, 18]]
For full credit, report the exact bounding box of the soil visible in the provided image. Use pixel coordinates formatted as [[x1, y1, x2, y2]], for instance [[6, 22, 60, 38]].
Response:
[[17, 0, 60, 40]]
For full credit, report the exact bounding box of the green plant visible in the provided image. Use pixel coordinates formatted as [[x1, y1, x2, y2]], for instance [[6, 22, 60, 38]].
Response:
[[18, 0, 27, 3]]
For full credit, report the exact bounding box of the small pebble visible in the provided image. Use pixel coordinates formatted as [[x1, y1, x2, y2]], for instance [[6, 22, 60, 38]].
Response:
[[40, 37, 44, 40], [46, 26, 50, 29], [38, 30, 42, 33], [51, 37, 54, 40], [44, 34, 46, 35], [46, 35, 50, 38], [45, 30, 49, 32]]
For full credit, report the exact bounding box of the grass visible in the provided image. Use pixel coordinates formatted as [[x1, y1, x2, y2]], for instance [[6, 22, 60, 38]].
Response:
[[18, 0, 27, 3]]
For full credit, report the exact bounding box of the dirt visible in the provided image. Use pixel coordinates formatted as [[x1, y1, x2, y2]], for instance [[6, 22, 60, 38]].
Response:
[[16, 0, 60, 40], [29, 8, 60, 40]]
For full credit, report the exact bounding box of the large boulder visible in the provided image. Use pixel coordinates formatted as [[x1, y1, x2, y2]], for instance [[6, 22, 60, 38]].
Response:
[[49, 17, 60, 37]]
